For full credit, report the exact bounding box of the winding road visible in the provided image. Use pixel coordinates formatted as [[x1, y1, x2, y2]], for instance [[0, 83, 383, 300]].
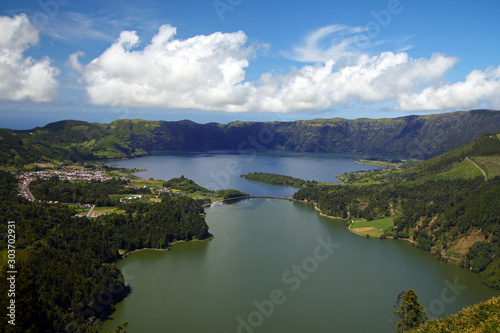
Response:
[[466, 157, 488, 181]]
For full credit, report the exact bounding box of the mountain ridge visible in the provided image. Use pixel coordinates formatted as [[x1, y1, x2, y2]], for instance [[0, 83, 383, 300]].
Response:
[[2, 109, 500, 166]]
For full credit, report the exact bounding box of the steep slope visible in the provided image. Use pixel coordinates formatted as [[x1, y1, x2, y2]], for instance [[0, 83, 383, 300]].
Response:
[[402, 132, 500, 181], [4, 110, 500, 165], [410, 296, 500, 332], [293, 133, 500, 288]]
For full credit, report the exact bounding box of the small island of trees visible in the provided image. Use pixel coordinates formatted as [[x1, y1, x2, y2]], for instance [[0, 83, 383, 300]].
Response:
[[241, 172, 318, 187]]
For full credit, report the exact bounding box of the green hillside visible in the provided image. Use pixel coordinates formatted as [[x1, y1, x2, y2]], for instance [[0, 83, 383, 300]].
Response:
[[294, 132, 500, 289], [410, 296, 500, 332], [3, 110, 500, 167], [405, 132, 500, 181]]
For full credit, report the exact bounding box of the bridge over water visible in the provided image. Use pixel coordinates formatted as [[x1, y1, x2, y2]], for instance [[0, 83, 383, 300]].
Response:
[[220, 195, 292, 202]]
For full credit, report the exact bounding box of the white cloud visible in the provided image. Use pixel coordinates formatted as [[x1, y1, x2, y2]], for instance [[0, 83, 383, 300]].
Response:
[[68, 51, 85, 73], [44, 12, 113, 42], [288, 24, 366, 63], [83, 25, 256, 111], [246, 52, 457, 112], [397, 66, 500, 111], [43, 9, 164, 43], [0, 14, 59, 102], [81, 24, 497, 113]]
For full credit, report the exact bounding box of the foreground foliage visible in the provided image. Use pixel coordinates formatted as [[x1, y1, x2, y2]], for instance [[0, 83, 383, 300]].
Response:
[[409, 296, 500, 333], [392, 290, 428, 332]]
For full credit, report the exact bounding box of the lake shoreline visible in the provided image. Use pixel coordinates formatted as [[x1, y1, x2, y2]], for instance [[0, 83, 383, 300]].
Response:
[[118, 235, 215, 259], [299, 199, 419, 243]]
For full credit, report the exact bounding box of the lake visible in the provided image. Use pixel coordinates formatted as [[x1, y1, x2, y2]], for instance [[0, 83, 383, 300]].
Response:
[[108, 150, 384, 196], [101, 151, 499, 333]]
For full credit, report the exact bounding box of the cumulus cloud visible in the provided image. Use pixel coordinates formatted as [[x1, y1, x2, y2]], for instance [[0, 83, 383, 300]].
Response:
[[397, 66, 500, 111], [246, 52, 457, 112], [80, 24, 496, 113], [83, 25, 256, 111], [0, 14, 59, 102]]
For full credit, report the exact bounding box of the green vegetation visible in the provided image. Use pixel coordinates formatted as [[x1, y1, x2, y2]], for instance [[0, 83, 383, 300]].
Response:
[[350, 217, 394, 238], [294, 133, 500, 289], [356, 158, 402, 168], [0, 171, 211, 332], [471, 155, 500, 179], [410, 296, 500, 333], [2, 111, 500, 331], [163, 175, 248, 200], [241, 172, 318, 187], [420, 159, 483, 181], [30, 177, 150, 206], [2, 110, 500, 168], [93, 206, 126, 214], [108, 321, 129, 333], [216, 189, 249, 199], [336, 133, 500, 185], [163, 175, 211, 193], [392, 289, 428, 332], [296, 177, 500, 288]]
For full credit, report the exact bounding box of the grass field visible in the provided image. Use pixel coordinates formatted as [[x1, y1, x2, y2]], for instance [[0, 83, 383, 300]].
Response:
[[65, 203, 88, 213], [356, 159, 402, 168], [419, 159, 483, 182], [350, 216, 394, 238], [93, 206, 126, 214], [131, 178, 165, 188], [472, 155, 500, 179]]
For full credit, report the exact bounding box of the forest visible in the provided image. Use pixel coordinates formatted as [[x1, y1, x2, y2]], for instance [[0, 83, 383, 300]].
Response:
[[0, 171, 211, 332], [2, 110, 500, 167], [163, 175, 248, 199], [30, 176, 151, 206], [293, 177, 500, 289], [241, 172, 318, 187]]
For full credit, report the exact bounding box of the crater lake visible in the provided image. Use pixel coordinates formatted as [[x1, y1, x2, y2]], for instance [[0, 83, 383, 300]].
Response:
[[101, 151, 499, 333]]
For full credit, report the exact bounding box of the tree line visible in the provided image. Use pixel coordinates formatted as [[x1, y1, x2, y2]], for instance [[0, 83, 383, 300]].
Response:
[[293, 177, 500, 289], [29, 176, 151, 206], [0, 171, 211, 332], [241, 172, 318, 187]]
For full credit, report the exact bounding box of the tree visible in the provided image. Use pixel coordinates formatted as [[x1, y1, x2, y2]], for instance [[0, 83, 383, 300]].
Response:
[[392, 289, 428, 332], [108, 321, 129, 333]]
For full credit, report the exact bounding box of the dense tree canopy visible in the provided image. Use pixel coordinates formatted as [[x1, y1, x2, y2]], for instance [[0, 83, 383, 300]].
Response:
[[241, 172, 318, 187], [0, 171, 211, 332], [294, 177, 500, 288]]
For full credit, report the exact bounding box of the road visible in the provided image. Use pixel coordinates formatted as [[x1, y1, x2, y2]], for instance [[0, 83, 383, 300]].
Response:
[[86, 205, 96, 217], [466, 157, 487, 181]]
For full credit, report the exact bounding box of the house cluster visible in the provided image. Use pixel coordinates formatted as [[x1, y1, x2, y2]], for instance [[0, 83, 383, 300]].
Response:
[[17, 169, 113, 202], [119, 194, 143, 202], [126, 184, 170, 192]]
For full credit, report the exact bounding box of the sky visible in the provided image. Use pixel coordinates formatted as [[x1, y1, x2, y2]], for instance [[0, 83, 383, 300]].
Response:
[[1, 0, 500, 129]]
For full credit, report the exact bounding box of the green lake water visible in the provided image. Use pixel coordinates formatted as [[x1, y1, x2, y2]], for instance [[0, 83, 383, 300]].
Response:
[[101, 152, 499, 333]]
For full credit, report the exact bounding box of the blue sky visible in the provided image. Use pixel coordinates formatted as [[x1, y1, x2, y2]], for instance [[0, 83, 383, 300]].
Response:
[[1, 0, 500, 129]]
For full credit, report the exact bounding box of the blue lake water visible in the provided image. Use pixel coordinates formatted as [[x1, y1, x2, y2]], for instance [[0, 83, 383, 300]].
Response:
[[110, 150, 383, 196]]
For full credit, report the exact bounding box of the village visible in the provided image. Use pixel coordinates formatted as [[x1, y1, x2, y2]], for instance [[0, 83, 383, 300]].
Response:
[[16, 167, 172, 218], [17, 169, 115, 202]]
